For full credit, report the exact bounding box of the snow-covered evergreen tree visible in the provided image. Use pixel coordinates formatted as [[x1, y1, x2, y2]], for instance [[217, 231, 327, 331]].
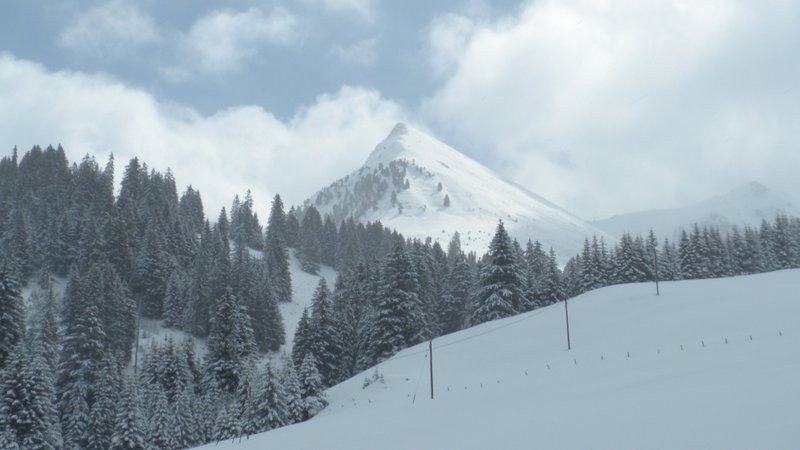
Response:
[[87, 355, 121, 450], [292, 308, 313, 369], [213, 402, 242, 443], [111, 377, 146, 450], [265, 194, 293, 303], [57, 269, 106, 449], [0, 344, 62, 449], [0, 265, 24, 369], [205, 289, 257, 393], [371, 241, 424, 361], [470, 221, 525, 326], [279, 357, 304, 424], [298, 354, 327, 421], [146, 387, 178, 449], [253, 365, 288, 432], [297, 206, 323, 274], [308, 279, 342, 386], [441, 252, 472, 333]]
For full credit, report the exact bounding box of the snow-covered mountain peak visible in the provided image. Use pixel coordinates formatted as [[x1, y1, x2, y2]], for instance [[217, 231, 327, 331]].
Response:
[[739, 180, 769, 196], [306, 124, 612, 259], [364, 123, 482, 175]]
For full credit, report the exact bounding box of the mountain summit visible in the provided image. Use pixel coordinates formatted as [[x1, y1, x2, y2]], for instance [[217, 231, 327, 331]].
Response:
[[304, 123, 609, 259]]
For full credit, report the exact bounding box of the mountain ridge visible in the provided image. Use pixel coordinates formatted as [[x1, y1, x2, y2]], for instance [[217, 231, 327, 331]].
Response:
[[592, 180, 800, 239], [305, 123, 612, 259]]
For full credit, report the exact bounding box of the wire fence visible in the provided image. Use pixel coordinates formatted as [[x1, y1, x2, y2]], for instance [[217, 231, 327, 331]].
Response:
[[339, 328, 790, 410]]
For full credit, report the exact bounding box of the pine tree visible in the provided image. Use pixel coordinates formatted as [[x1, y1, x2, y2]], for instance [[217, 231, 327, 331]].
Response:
[[441, 253, 472, 333], [539, 248, 563, 306], [87, 355, 121, 450], [235, 254, 284, 353], [213, 402, 242, 443], [163, 270, 189, 328], [332, 265, 375, 377], [33, 283, 60, 372], [110, 377, 146, 450], [205, 289, 257, 393], [292, 308, 313, 369], [470, 221, 524, 326], [0, 344, 62, 449], [371, 241, 424, 361], [613, 233, 649, 283], [253, 365, 288, 432], [279, 358, 304, 424], [135, 225, 175, 318], [298, 206, 323, 274], [659, 238, 681, 281], [298, 354, 327, 421], [146, 387, 178, 450], [172, 386, 198, 449], [285, 207, 300, 248], [307, 279, 341, 386], [0, 265, 25, 368], [741, 226, 765, 274], [265, 195, 293, 303], [233, 363, 260, 438], [57, 270, 106, 449]]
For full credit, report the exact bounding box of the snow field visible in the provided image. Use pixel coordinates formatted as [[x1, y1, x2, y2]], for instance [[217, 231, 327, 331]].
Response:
[[207, 269, 800, 450]]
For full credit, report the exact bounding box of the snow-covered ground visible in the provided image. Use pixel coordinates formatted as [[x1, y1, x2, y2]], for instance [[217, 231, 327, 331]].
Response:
[[206, 269, 800, 450]]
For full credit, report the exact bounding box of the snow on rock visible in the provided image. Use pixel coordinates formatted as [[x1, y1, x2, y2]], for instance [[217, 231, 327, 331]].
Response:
[[305, 123, 612, 260], [593, 181, 800, 240], [204, 269, 800, 450]]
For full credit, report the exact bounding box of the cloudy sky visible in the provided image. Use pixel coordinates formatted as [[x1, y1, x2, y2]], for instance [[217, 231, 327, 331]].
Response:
[[1, 0, 798, 221]]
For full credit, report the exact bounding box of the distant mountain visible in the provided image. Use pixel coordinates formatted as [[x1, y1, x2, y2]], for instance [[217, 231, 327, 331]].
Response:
[[592, 181, 800, 240], [304, 123, 611, 259]]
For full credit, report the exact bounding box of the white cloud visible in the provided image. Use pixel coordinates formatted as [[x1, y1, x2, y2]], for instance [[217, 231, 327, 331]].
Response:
[[58, 0, 160, 56], [181, 7, 301, 74], [0, 54, 407, 220], [330, 38, 377, 67], [426, 14, 476, 78], [423, 0, 800, 219]]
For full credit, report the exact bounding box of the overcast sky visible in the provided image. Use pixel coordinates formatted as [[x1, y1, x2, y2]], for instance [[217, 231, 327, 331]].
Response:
[[1, 0, 798, 221]]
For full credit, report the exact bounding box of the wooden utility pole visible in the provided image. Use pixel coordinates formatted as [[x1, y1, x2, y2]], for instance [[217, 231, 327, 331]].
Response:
[[565, 297, 571, 350], [429, 339, 434, 400], [133, 300, 141, 374]]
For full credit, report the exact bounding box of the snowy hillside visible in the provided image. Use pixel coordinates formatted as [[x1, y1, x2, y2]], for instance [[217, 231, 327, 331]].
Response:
[[134, 248, 337, 364], [278, 249, 337, 355], [593, 181, 800, 240], [206, 270, 800, 450], [305, 123, 612, 259]]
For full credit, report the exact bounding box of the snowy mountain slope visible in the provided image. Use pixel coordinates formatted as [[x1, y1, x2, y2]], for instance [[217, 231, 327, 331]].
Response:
[[305, 123, 612, 259], [593, 181, 800, 240], [277, 249, 337, 355], [205, 270, 800, 450]]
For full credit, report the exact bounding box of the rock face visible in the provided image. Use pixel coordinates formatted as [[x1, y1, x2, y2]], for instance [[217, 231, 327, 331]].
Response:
[[305, 123, 611, 259]]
